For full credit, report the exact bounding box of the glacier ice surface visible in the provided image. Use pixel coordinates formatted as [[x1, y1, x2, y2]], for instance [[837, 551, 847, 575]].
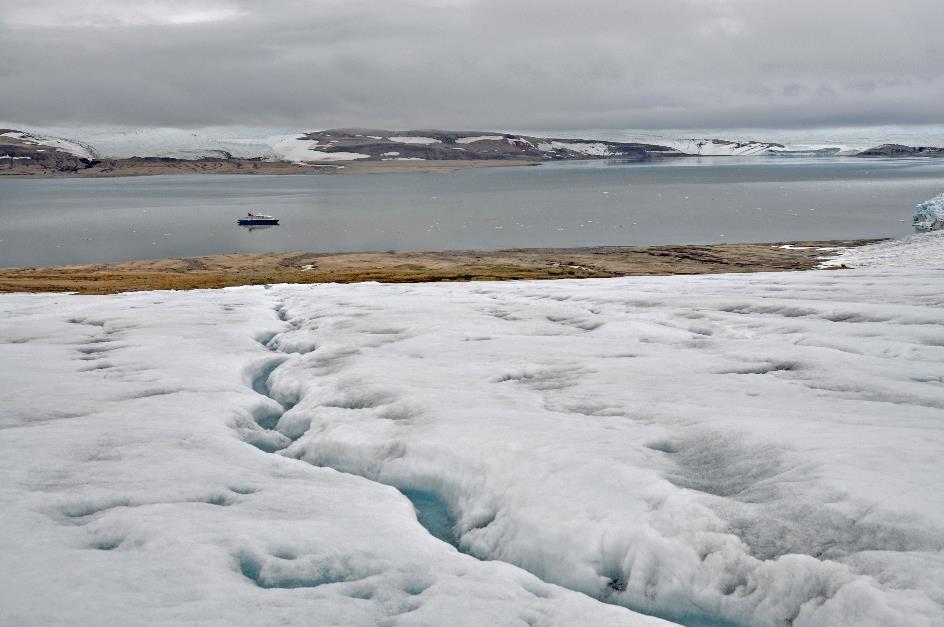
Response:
[[1, 235, 944, 626]]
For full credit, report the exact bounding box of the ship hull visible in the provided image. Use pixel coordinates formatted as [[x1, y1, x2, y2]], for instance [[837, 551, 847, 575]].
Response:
[[237, 219, 279, 225]]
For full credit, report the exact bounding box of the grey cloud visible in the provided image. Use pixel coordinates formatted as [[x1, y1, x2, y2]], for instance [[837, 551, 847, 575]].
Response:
[[1, 0, 942, 131]]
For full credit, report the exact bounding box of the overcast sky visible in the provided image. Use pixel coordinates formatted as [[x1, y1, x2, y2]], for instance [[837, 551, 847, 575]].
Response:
[[2, 0, 942, 131]]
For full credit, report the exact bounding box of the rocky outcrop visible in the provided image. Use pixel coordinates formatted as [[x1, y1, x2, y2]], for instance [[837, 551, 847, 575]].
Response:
[[294, 129, 685, 161], [0, 130, 95, 172], [856, 144, 944, 157]]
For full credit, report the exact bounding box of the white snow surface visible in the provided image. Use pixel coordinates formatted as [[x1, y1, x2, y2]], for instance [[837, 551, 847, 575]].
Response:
[[251, 135, 368, 163], [2, 240, 944, 626], [255, 134, 322, 163], [302, 151, 370, 161], [664, 139, 778, 156], [388, 136, 441, 145], [456, 135, 505, 143], [538, 141, 615, 156]]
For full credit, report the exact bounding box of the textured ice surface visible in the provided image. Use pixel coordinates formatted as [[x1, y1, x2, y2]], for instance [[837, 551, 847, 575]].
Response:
[[824, 231, 944, 269], [2, 241, 944, 626], [914, 193, 944, 232]]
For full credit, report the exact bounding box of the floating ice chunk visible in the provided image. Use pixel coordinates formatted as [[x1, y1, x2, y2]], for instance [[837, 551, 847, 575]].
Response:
[[913, 192, 944, 232]]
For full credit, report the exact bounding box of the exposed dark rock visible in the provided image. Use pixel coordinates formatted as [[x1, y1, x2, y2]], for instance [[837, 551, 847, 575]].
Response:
[[856, 144, 944, 157], [297, 129, 686, 161]]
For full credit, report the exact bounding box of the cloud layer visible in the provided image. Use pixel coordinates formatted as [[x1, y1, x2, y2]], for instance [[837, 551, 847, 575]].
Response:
[[2, 0, 942, 130]]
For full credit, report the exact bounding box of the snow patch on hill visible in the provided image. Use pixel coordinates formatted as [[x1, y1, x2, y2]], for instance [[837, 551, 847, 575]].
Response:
[[457, 135, 505, 143], [664, 138, 779, 156], [389, 136, 442, 145], [537, 141, 615, 156], [1, 130, 99, 160]]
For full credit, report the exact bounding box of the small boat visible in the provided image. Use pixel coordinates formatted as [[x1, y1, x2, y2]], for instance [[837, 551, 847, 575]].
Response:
[[237, 212, 279, 226]]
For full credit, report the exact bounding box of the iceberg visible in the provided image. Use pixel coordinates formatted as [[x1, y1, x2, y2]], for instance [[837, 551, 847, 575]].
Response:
[[913, 192, 944, 231]]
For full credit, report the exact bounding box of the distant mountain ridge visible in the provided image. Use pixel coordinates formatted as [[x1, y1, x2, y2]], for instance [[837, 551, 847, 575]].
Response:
[[3, 127, 943, 175]]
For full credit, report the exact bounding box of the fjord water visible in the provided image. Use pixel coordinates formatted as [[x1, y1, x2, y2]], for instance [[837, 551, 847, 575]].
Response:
[[2, 157, 943, 267]]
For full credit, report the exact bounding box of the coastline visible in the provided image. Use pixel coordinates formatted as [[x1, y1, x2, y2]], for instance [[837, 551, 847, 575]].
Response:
[[0, 239, 878, 294], [0, 158, 542, 178]]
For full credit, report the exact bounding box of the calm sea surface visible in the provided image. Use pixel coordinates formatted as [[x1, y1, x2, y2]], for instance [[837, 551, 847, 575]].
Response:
[[2, 157, 943, 267]]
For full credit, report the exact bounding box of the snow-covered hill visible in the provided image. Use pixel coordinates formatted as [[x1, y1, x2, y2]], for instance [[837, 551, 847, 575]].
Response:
[[3, 124, 943, 164], [0, 130, 99, 160]]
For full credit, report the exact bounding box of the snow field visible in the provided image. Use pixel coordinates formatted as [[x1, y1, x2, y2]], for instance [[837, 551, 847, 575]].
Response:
[[0, 291, 667, 627], [456, 135, 505, 143], [824, 230, 944, 269], [257, 263, 944, 627], [1, 234, 943, 626], [664, 139, 776, 156], [262, 134, 369, 163], [537, 141, 615, 156]]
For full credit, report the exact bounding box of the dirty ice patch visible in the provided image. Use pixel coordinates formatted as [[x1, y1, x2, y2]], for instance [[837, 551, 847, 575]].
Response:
[[388, 136, 441, 145], [538, 141, 614, 156], [457, 135, 504, 143], [823, 230, 944, 269], [303, 151, 370, 161]]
